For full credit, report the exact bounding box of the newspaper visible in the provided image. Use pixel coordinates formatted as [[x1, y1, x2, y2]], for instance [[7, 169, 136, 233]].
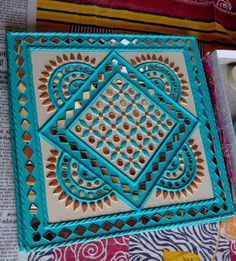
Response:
[[0, 0, 27, 45], [0, 43, 19, 260], [0, 0, 36, 260]]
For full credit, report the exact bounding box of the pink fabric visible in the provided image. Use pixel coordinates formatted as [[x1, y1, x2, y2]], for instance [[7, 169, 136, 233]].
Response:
[[67, 0, 236, 30], [231, 241, 236, 261], [203, 55, 235, 180], [50, 236, 129, 261]]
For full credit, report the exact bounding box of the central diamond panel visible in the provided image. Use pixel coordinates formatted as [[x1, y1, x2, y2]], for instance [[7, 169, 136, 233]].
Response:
[[72, 76, 175, 179], [42, 52, 198, 208]]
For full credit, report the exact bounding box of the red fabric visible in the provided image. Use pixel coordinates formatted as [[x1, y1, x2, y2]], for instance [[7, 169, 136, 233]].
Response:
[[65, 0, 236, 30], [230, 241, 236, 261], [66, 0, 215, 20], [214, 2, 236, 30], [50, 236, 129, 261]]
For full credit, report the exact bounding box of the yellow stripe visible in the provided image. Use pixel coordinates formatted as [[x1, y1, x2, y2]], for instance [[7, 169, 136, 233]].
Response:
[[37, 0, 236, 39], [37, 10, 236, 44]]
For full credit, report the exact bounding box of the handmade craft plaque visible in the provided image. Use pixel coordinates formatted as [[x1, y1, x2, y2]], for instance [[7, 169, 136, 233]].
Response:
[[7, 32, 234, 251]]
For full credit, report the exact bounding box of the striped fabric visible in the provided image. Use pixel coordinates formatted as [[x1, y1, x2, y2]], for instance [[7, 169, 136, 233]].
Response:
[[37, 0, 236, 54]]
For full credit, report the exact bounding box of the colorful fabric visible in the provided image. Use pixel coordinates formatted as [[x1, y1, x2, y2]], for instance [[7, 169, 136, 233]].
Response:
[[37, 0, 236, 55], [27, 218, 236, 260], [28, 236, 129, 260], [129, 223, 230, 260]]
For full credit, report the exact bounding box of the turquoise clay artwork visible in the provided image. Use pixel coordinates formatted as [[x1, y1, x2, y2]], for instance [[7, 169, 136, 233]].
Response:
[[7, 32, 234, 251]]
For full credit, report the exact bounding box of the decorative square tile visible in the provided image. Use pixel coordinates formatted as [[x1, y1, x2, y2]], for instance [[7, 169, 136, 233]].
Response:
[[7, 33, 234, 251]]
